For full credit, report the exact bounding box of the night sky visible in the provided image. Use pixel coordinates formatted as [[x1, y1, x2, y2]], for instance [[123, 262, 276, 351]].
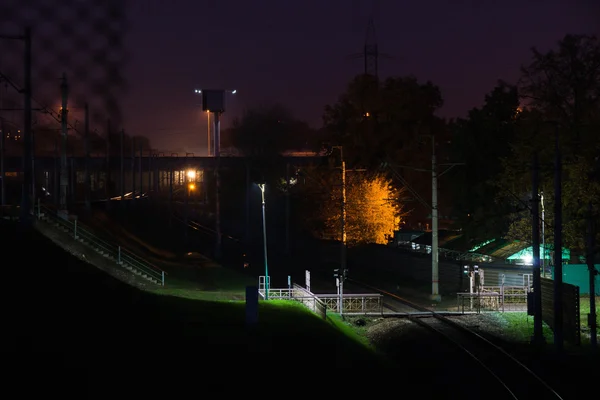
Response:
[[122, 0, 599, 154]]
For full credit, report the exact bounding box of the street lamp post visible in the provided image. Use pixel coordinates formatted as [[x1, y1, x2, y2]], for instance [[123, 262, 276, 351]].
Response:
[[258, 183, 269, 300]]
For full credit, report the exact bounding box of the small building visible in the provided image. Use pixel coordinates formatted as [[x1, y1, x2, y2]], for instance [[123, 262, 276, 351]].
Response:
[[392, 229, 424, 248]]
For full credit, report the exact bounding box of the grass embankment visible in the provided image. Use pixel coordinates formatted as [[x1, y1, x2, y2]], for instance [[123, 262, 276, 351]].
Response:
[[2, 220, 388, 371], [487, 295, 599, 346]]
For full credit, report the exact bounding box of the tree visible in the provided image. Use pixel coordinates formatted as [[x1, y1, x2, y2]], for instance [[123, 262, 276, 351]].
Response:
[[496, 34, 600, 253], [228, 104, 315, 185], [323, 74, 445, 228], [323, 74, 443, 171], [229, 104, 314, 157], [447, 82, 521, 245], [294, 161, 406, 245]]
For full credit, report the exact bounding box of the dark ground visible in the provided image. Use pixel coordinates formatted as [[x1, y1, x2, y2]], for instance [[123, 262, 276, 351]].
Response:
[[6, 202, 598, 399], [0, 219, 391, 398]]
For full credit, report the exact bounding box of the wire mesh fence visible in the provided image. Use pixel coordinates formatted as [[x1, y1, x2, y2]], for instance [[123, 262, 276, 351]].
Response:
[[0, 0, 128, 128]]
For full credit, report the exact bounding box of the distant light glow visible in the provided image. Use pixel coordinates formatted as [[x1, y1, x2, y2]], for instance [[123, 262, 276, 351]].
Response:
[[188, 183, 195, 190], [231, 89, 237, 94], [187, 170, 196, 180]]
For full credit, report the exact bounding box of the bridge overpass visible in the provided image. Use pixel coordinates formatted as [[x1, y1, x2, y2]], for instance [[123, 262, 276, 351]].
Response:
[[0, 154, 327, 204], [1, 154, 326, 171]]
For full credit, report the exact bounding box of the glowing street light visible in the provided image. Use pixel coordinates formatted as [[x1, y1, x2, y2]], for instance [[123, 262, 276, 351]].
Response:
[[258, 183, 269, 300]]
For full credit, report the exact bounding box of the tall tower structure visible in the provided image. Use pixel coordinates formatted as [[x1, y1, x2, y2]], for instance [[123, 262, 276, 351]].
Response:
[[363, 18, 379, 77], [348, 17, 392, 79]]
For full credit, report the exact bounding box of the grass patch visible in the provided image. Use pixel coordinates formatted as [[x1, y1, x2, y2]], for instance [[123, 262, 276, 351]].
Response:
[[162, 265, 254, 292], [327, 313, 374, 349], [488, 312, 554, 343], [152, 287, 245, 301], [579, 295, 600, 327], [5, 220, 390, 367]]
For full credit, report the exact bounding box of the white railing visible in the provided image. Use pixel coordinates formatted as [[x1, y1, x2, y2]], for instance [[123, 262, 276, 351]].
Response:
[[37, 203, 166, 285], [316, 294, 383, 314]]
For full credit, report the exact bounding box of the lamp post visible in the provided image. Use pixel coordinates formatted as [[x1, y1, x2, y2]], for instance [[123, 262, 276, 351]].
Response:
[[258, 183, 269, 300]]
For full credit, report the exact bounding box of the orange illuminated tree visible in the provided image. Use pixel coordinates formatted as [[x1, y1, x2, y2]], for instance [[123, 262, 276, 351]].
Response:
[[321, 174, 406, 246]]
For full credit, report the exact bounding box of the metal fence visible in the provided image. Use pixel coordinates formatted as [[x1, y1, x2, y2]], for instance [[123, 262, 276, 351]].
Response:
[[457, 285, 528, 313], [317, 294, 383, 314], [292, 284, 327, 319], [257, 281, 328, 320], [456, 286, 528, 313], [36, 202, 165, 285]]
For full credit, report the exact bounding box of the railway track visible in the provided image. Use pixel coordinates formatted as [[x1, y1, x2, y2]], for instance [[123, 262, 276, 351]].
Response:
[[350, 279, 563, 400]]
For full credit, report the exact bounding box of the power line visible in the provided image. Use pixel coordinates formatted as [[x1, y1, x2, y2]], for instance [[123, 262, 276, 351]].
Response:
[[0, 69, 94, 136]]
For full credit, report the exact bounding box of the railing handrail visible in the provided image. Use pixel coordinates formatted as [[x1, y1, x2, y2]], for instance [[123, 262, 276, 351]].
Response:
[[119, 245, 165, 275], [40, 205, 118, 255], [120, 251, 163, 280], [457, 292, 527, 297], [38, 204, 165, 283], [315, 293, 383, 299]]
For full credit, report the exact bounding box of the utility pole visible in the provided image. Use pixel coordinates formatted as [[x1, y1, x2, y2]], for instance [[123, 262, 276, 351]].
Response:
[[531, 152, 544, 345], [586, 202, 598, 349], [0, 29, 32, 222], [285, 162, 291, 255], [331, 145, 365, 316], [340, 158, 347, 317], [245, 162, 250, 246], [541, 192, 546, 278], [1, 118, 5, 208], [431, 137, 441, 302], [214, 110, 222, 259], [105, 119, 111, 210], [21, 27, 33, 225], [139, 141, 143, 199], [120, 129, 124, 203], [131, 137, 135, 204], [59, 73, 69, 216], [184, 174, 190, 243], [84, 103, 91, 211], [553, 124, 564, 352], [207, 111, 212, 156], [387, 145, 463, 301]]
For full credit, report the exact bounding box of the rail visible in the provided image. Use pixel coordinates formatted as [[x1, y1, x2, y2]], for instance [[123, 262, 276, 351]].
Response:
[[349, 278, 563, 400], [36, 203, 166, 285]]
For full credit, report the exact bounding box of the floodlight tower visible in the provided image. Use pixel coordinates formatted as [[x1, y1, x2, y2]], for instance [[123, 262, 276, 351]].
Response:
[[193, 88, 236, 259]]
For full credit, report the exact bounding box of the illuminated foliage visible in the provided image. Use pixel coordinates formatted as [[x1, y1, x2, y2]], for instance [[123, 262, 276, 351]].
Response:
[[322, 174, 405, 246]]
